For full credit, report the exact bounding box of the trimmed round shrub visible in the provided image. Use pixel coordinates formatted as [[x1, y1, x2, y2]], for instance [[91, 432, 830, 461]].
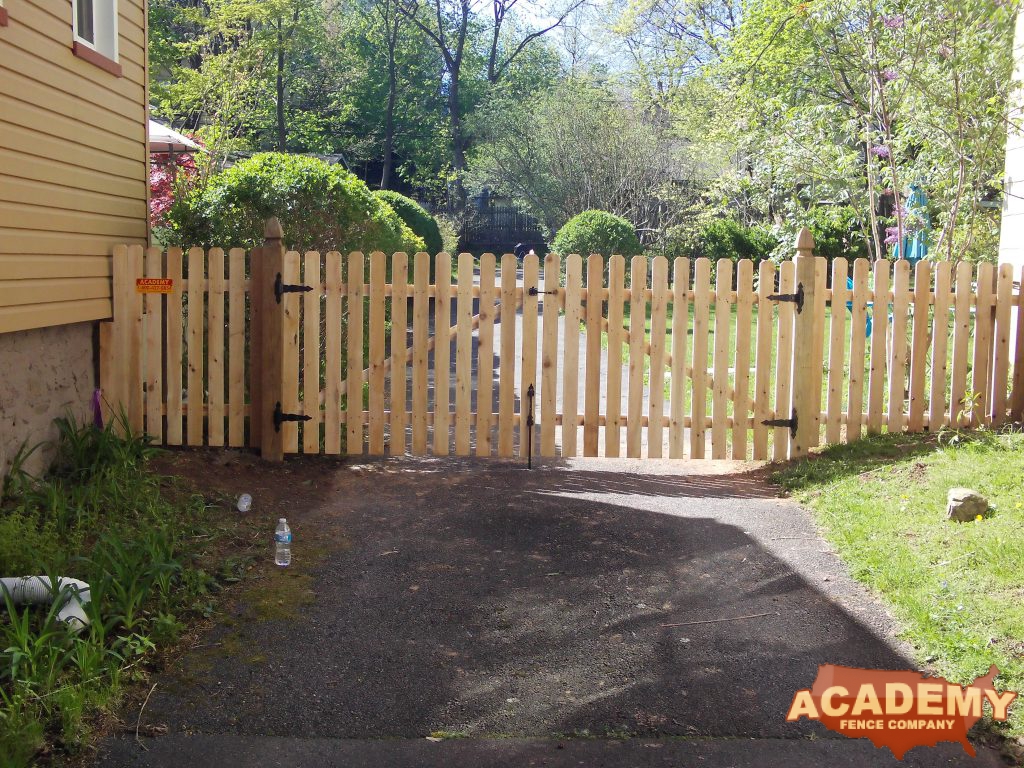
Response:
[[170, 153, 425, 253], [374, 190, 443, 255], [552, 210, 642, 257]]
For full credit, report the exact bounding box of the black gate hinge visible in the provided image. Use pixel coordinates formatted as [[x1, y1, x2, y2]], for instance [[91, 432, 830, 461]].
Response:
[[762, 408, 798, 439], [768, 283, 805, 313], [273, 401, 312, 432], [274, 272, 313, 303], [526, 384, 536, 469]]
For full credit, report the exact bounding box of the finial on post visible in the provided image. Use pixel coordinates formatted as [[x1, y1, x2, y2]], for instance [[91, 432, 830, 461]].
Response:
[[265, 216, 284, 241], [794, 227, 815, 259]]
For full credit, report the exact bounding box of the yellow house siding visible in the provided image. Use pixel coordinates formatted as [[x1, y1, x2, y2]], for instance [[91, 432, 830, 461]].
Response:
[[0, 277, 112, 306], [0, 0, 148, 334], [0, 255, 112, 280], [0, 229, 135, 255], [0, 203, 146, 237], [4, 122, 144, 179], [1, 178, 147, 220], [0, 299, 112, 334], [0, 150, 143, 196]]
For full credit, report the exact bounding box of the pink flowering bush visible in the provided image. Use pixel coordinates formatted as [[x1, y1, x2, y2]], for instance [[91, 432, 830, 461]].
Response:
[[150, 152, 198, 230]]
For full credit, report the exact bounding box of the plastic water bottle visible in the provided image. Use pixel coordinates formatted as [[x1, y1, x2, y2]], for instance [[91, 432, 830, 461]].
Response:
[[237, 493, 252, 513], [274, 518, 292, 566]]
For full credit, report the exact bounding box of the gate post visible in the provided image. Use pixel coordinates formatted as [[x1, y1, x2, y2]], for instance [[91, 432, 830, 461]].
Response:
[[256, 217, 287, 461], [790, 227, 818, 459]]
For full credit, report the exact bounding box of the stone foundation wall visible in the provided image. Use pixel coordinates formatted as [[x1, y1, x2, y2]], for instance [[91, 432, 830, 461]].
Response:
[[0, 322, 95, 479]]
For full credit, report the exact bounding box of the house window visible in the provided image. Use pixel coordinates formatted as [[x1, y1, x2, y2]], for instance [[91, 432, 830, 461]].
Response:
[[75, 0, 95, 43], [73, 0, 117, 63]]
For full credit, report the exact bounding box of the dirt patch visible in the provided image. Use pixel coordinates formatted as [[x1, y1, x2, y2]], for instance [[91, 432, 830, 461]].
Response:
[[147, 447, 364, 648], [76, 448, 361, 760]]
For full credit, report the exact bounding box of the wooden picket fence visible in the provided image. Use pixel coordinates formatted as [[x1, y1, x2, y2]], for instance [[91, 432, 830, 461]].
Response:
[[101, 222, 1024, 462]]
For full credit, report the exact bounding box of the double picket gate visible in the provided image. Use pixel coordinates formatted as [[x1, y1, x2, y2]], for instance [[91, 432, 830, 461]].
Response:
[[100, 220, 1024, 463]]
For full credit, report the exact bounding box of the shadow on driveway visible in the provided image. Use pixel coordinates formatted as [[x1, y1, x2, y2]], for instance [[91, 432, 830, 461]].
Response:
[[97, 454, 1001, 767]]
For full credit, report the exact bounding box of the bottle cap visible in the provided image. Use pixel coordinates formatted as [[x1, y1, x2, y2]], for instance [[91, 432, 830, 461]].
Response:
[[279, 518, 286, 522]]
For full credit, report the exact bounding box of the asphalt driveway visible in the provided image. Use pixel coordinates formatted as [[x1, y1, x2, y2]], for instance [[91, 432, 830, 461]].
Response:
[[97, 454, 1004, 767]]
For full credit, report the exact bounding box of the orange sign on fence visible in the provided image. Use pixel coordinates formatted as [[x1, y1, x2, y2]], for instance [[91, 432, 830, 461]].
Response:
[[786, 664, 1017, 759], [136, 278, 174, 294]]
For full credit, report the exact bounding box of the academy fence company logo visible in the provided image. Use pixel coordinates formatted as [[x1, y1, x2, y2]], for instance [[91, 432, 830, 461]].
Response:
[[135, 278, 174, 294], [786, 665, 1017, 759]]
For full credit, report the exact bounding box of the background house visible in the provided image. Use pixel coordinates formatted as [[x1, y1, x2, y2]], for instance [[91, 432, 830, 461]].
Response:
[[0, 0, 149, 476], [1000, 9, 1024, 275]]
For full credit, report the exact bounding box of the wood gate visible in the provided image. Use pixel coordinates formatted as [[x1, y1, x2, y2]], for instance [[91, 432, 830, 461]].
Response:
[[101, 220, 1024, 462]]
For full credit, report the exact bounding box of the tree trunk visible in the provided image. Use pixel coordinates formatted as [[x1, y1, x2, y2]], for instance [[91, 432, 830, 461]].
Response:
[[276, 19, 287, 152], [448, 77, 467, 208], [381, 26, 399, 190]]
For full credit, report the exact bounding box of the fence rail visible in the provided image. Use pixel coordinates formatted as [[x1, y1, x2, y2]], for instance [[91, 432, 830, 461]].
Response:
[[101, 224, 1024, 462]]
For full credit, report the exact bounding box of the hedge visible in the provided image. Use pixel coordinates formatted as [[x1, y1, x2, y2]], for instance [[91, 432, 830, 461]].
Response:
[[168, 153, 425, 253], [374, 190, 444, 255]]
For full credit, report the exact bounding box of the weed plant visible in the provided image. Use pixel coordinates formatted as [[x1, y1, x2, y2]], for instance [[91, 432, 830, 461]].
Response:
[[0, 415, 224, 764]]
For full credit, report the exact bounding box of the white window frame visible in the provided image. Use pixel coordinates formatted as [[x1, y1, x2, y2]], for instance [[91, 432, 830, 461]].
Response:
[[72, 0, 118, 62]]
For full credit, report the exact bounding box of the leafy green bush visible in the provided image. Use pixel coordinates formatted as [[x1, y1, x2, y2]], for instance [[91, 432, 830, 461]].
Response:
[[792, 205, 869, 262], [693, 217, 778, 264], [374, 190, 443, 254], [169, 153, 425, 253], [552, 210, 642, 257]]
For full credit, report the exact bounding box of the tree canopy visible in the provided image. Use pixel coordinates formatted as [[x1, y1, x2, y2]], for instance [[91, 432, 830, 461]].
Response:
[[151, 0, 1021, 261]]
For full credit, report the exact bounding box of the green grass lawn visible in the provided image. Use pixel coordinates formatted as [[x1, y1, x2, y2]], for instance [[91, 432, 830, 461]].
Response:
[[773, 429, 1024, 740]]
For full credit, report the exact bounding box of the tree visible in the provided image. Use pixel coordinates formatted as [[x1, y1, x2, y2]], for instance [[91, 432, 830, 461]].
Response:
[[149, 0, 331, 157], [602, 0, 1020, 262], [325, 1, 450, 190], [150, 0, 451, 188], [358, 0, 409, 188], [613, 0, 740, 113], [485, 0, 588, 84], [471, 82, 689, 235], [396, 0, 581, 204], [720, 0, 1018, 261]]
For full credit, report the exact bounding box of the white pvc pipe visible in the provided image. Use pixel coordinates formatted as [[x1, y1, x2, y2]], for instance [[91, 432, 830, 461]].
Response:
[[0, 576, 91, 632]]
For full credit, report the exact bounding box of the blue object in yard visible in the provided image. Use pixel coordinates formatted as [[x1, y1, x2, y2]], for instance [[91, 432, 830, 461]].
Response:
[[892, 184, 929, 266], [846, 276, 873, 339]]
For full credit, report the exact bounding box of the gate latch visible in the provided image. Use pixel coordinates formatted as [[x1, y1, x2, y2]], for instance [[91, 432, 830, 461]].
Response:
[[528, 286, 556, 296], [768, 283, 805, 314], [762, 408, 798, 439], [273, 401, 312, 432], [274, 272, 313, 304]]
